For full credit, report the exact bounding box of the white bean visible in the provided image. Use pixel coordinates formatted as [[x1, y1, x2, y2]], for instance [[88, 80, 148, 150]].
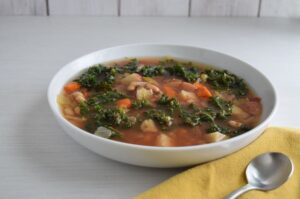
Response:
[[74, 106, 81, 115], [64, 107, 74, 116], [228, 120, 243, 128], [72, 91, 85, 103]]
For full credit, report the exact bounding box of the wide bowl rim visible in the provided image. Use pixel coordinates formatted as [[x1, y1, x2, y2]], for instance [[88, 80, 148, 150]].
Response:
[[47, 43, 278, 151]]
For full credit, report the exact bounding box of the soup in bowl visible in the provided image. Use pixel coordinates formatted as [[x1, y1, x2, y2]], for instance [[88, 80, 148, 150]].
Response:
[[48, 44, 276, 167], [58, 57, 262, 147]]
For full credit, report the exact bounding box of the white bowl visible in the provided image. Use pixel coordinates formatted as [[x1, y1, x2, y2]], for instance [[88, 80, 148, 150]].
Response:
[[48, 44, 277, 168]]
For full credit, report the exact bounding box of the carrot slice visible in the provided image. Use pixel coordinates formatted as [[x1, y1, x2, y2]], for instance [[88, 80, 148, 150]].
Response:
[[194, 83, 212, 98], [163, 85, 177, 97], [64, 82, 81, 93], [116, 98, 132, 109]]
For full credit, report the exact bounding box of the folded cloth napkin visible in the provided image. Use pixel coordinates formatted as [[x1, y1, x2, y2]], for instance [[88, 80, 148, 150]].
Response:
[[135, 127, 300, 199]]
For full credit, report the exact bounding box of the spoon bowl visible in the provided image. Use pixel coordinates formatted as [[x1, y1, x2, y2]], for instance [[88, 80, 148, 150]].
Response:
[[246, 152, 294, 190], [224, 152, 294, 199]]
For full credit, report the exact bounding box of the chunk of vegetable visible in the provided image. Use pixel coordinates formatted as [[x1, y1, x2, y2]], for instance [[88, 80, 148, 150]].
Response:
[[208, 132, 227, 142], [87, 91, 126, 105], [116, 98, 132, 109], [204, 69, 248, 97], [140, 65, 164, 77], [128, 81, 161, 95], [140, 119, 158, 133], [132, 99, 151, 109], [64, 107, 75, 116], [72, 91, 86, 103], [93, 108, 136, 128], [194, 83, 212, 98], [120, 73, 142, 85], [209, 96, 232, 119], [136, 87, 153, 100], [94, 126, 121, 139], [181, 82, 196, 92], [64, 82, 81, 93], [240, 101, 261, 115], [163, 60, 199, 82], [179, 90, 198, 104], [143, 77, 159, 86], [158, 95, 180, 113], [156, 134, 174, 147], [144, 110, 173, 129], [57, 94, 72, 105], [122, 59, 139, 73], [228, 120, 243, 128], [200, 73, 208, 82], [232, 105, 249, 119], [162, 85, 177, 97], [74, 106, 81, 115]]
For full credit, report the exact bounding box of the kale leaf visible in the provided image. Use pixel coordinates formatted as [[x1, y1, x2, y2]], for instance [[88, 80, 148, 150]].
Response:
[[94, 107, 136, 129], [132, 99, 151, 109], [140, 65, 164, 77], [209, 96, 232, 119], [180, 107, 216, 126], [207, 123, 251, 137], [87, 91, 126, 105], [76, 65, 104, 88], [144, 110, 173, 129], [122, 59, 139, 73], [76, 64, 118, 90], [157, 95, 180, 113], [204, 69, 248, 97], [161, 59, 199, 82]]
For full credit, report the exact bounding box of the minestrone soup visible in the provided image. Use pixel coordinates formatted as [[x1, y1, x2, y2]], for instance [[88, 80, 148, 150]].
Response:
[[58, 57, 262, 147]]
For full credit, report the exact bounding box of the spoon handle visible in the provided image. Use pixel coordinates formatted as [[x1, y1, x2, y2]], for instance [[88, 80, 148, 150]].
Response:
[[223, 184, 256, 199]]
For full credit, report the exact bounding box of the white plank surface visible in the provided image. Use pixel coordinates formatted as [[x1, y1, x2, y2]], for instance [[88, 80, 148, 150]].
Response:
[[260, 0, 300, 17], [191, 0, 259, 16], [49, 0, 118, 16], [0, 17, 300, 199], [121, 0, 189, 16], [0, 0, 47, 15]]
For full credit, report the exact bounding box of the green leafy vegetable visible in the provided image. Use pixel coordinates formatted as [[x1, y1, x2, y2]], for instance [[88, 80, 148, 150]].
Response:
[[144, 110, 173, 129], [87, 91, 127, 105], [76, 64, 118, 90], [122, 59, 139, 73], [94, 107, 136, 128], [207, 123, 229, 134], [207, 123, 251, 137], [76, 65, 104, 88], [140, 65, 164, 77], [132, 99, 151, 109], [162, 60, 199, 82], [157, 95, 180, 113], [204, 69, 248, 96], [79, 101, 89, 116], [180, 107, 216, 126], [209, 96, 232, 119]]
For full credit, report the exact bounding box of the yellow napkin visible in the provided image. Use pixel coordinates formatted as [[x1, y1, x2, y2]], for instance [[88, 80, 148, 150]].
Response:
[[135, 127, 300, 199]]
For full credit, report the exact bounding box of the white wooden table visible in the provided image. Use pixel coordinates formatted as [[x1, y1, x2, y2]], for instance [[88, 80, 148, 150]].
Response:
[[0, 17, 299, 199]]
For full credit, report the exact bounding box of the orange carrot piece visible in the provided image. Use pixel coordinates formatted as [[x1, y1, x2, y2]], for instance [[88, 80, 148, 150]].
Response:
[[64, 82, 81, 93], [163, 85, 177, 97], [116, 98, 132, 109], [194, 83, 212, 98]]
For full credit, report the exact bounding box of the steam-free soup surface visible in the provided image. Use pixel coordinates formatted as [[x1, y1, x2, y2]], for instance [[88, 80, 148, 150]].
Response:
[[58, 57, 262, 147]]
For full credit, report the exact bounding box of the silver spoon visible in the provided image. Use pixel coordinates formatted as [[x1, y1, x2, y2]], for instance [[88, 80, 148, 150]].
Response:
[[224, 152, 294, 199]]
